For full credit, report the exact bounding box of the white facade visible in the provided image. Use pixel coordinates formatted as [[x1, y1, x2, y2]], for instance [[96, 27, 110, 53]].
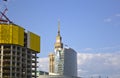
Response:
[[54, 48, 64, 75]]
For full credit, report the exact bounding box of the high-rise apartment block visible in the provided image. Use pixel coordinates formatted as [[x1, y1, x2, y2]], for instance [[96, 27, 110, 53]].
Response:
[[49, 22, 77, 77], [0, 24, 40, 78]]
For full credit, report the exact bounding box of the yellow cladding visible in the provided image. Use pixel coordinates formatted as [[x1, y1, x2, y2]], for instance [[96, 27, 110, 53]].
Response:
[[29, 32, 40, 52], [0, 24, 24, 46]]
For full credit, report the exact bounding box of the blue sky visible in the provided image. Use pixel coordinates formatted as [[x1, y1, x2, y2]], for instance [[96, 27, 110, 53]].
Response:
[[1, 0, 120, 78], [5, 0, 120, 56]]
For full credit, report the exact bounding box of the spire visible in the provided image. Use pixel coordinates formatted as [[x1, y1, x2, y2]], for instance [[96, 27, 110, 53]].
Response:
[[58, 20, 60, 36], [54, 20, 63, 49]]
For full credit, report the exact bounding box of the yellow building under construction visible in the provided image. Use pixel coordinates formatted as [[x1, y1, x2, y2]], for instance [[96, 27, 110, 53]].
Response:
[[0, 23, 40, 78]]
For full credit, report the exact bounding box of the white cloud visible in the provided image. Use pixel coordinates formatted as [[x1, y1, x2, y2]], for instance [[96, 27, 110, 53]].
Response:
[[104, 13, 120, 26], [83, 48, 93, 51], [116, 14, 120, 17], [77, 52, 120, 77], [81, 46, 120, 53], [38, 57, 49, 72], [110, 74, 120, 78], [77, 53, 93, 65], [104, 18, 112, 22]]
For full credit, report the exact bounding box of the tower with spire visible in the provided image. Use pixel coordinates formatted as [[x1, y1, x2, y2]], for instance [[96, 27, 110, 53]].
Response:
[[49, 21, 77, 77], [53, 21, 64, 75]]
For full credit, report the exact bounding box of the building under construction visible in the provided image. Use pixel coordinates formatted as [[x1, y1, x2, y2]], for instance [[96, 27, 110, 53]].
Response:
[[0, 1, 40, 78], [0, 23, 40, 78]]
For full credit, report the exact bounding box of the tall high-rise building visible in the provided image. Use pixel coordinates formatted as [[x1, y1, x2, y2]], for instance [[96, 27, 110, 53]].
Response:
[[49, 22, 77, 77], [0, 23, 40, 78]]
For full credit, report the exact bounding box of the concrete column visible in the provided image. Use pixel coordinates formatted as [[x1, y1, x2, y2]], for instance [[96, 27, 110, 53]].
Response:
[[0, 45, 3, 78], [35, 53, 37, 78], [10, 45, 13, 78], [25, 49, 27, 78], [19, 47, 22, 78], [14, 46, 17, 78], [30, 51, 32, 78]]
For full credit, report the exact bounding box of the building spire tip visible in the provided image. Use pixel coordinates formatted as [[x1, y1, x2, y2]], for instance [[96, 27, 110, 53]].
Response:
[[58, 20, 60, 36]]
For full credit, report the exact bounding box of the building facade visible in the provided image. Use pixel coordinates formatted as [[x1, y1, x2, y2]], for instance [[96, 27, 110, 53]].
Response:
[[49, 22, 77, 77], [64, 48, 77, 77], [0, 23, 40, 78]]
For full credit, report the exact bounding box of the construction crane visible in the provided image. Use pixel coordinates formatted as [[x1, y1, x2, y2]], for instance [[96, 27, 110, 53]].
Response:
[[0, 8, 8, 22], [0, 7, 7, 19], [0, 0, 13, 23]]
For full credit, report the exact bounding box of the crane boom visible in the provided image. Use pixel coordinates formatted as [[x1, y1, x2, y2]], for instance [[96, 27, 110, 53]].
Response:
[[0, 8, 8, 19], [0, 11, 13, 23]]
